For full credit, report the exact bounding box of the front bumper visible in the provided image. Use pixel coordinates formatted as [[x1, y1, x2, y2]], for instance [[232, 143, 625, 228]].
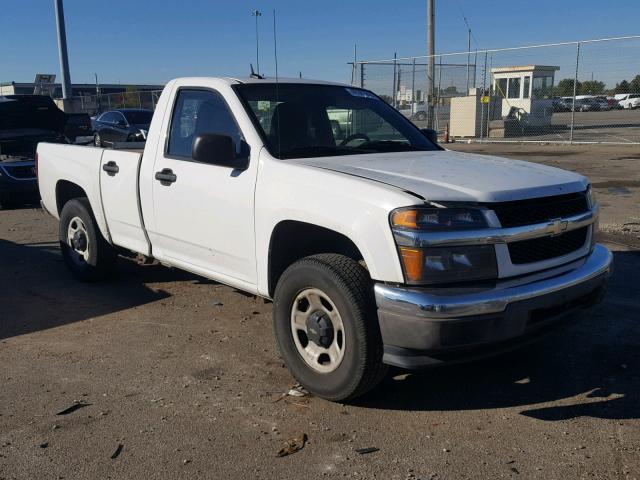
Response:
[[374, 244, 612, 368]]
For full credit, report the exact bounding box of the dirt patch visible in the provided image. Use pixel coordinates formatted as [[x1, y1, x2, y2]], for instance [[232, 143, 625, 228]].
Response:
[[592, 180, 640, 188]]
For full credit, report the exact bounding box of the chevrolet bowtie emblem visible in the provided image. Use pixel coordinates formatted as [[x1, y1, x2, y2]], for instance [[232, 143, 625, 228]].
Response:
[[547, 218, 569, 236]]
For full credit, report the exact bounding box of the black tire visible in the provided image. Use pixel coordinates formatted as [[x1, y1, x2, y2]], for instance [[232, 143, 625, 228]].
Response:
[[415, 111, 427, 121], [273, 254, 387, 401], [59, 198, 116, 281]]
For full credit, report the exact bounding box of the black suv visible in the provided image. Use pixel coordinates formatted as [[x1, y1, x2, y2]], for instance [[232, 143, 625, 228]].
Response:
[[0, 95, 68, 207]]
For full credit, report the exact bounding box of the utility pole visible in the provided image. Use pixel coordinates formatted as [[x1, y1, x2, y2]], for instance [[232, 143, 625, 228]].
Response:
[[466, 28, 471, 93], [54, 0, 72, 100], [251, 10, 262, 75], [426, 0, 435, 128]]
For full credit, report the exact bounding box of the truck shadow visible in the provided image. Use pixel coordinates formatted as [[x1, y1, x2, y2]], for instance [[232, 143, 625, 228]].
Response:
[[359, 250, 640, 421], [0, 239, 203, 340]]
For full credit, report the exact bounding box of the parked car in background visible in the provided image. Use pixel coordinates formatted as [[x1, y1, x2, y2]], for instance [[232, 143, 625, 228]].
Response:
[[606, 96, 622, 109], [64, 113, 93, 144], [575, 98, 600, 112], [0, 95, 67, 207], [593, 96, 611, 111], [553, 97, 573, 112], [92, 108, 153, 146], [618, 94, 640, 109]]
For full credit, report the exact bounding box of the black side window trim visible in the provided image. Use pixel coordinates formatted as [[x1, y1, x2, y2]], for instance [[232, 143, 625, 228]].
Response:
[[164, 86, 247, 163]]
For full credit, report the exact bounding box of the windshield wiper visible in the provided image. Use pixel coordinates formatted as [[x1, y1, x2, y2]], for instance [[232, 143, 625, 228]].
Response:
[[280, 145, 362, 159], [354, 140, 428, 152]]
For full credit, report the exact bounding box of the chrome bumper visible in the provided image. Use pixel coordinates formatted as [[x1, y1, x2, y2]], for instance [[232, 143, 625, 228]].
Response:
[[375, 244, 612, 320], [374, 244, 612, 367]]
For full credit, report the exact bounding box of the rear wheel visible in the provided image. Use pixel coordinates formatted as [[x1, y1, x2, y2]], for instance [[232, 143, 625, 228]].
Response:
[[59, 198, 116, 281], [415, 111, 427, 121], [273, 254, 387, 401]]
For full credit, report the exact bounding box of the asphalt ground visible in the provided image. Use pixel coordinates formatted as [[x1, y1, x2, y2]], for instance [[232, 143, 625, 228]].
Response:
[[1, 143, 639, 479], [414, 107, 640, 144]]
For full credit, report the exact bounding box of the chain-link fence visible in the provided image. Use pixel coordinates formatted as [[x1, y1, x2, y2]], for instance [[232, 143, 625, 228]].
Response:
[[352, 35, 640, 144], [63, 89, 163, 116]]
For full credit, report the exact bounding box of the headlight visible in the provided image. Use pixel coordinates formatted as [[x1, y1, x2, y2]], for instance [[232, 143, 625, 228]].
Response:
[[586, 185, 597, 209], [399, 245, 498, 284], [391, 207, 488, 230], [391, 207, 498, 285]]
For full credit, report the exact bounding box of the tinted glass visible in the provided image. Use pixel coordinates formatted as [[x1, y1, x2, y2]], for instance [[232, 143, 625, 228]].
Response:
[[532, 76, 554, 99], [123, 110, 153, 124], [100, 112, 118, 123], [234, 84, 438, 159], [168, 89, 243, 158], [495, 79, 508, 98], [508, 78, 521, 99]]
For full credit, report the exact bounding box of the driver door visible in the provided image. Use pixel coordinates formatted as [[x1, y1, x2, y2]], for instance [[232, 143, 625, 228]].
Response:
[[148, 88, 258, 286]]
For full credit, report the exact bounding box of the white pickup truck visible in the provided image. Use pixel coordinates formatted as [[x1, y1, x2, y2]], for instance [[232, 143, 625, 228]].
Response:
[[38, 77, 612, 401]]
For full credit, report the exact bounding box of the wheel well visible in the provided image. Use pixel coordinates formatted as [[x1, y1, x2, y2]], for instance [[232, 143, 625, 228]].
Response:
[[55, 180, 88, 215], [268, 221, 364, 297]]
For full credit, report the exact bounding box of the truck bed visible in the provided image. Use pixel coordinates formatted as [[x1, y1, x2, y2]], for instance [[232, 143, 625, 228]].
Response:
[[37, 143, 150, 256]]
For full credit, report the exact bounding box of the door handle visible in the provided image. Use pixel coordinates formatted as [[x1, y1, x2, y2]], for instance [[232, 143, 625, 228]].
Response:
[[102, 161, 119, 175], [155, 168, 177, 184]]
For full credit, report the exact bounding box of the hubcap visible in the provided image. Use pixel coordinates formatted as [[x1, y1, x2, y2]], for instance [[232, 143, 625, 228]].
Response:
[[67, 216, 90, 265], [290, 288, 345, 373]]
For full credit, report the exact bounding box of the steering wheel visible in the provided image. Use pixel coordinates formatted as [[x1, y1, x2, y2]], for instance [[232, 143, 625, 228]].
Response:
[[340, 133, 370, 146]]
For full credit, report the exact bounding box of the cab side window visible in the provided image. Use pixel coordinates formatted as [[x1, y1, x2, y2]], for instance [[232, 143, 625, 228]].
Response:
[[168, 89, 243, 159]]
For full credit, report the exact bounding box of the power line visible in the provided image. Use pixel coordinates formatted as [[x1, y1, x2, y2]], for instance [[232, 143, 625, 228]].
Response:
[[454, 0, 479, 48]]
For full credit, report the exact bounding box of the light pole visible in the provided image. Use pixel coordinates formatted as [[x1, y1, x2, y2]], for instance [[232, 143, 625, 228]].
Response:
[[251, 10, 262, 75], [53, 0, 72, 100], [426, 0, 435, 128]]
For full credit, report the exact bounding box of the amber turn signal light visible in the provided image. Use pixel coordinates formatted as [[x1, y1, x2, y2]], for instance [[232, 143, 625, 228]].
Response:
[[398, 247, 424, 282], [391, 209, 418, 229]]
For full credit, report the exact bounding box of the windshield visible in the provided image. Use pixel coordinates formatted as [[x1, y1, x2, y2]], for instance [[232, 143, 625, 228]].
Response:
[[234, 83, 439, 159], [123, 110, 153, 125]]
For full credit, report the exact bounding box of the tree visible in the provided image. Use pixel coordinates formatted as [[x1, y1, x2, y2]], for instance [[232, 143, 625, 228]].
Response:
[[630, 75, 640, 93], [614, 80, 630, 94], [123, 86, 140, 108], [442, 85, 458, 95], [378, 94, 393, 105], [555, 78, 578, 97], [578, 80, 605, 95]]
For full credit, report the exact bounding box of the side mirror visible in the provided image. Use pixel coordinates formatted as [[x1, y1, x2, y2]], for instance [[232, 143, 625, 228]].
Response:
[[420, 128, 438, 144], [116, 120, 127, 127], [192, 133, 249, 170]]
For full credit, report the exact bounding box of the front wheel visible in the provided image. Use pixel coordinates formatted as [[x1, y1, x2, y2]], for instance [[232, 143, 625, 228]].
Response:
[[415, 111, 427, 121], [59, 198, 116, 281], [273, 254, 387, 401]]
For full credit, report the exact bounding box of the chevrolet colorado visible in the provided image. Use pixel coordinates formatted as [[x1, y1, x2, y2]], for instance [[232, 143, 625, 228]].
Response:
[[37, 77, 612, 401]]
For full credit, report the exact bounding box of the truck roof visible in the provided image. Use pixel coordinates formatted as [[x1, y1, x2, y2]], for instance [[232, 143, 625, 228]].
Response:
[[174, 76, 351, 87]]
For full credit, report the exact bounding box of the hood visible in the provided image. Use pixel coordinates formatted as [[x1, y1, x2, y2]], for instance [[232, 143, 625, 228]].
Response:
[[0, 95, 67, 134], [0, 96, 67, 157], [290, 150, 588, 203]]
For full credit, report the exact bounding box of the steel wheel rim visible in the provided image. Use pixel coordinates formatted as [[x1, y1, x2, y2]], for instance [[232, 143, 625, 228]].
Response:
[[67, 216, 90, 266], [290, 288, 345, 373]]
